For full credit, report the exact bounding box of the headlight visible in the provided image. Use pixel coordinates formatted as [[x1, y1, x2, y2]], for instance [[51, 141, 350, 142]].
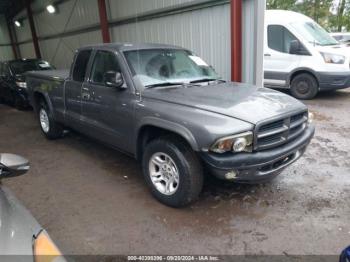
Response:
[[308, 111, 314, 124], [320, 52, 345, 64], [16, 81, 27, 88], [34, 230, 65, 262], [210, 131, 253, 153]]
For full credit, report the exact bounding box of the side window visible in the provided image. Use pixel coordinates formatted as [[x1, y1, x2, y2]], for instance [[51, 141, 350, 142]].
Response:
[[72, 50, 92, 82], [90, 51, 120, 84], [268, 25, 298, 54]]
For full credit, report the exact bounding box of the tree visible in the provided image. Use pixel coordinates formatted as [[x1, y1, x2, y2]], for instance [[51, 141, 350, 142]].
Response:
[[337, 0, 347, 31], [266, 0, 297, 10], [266, 0, 349, 32]]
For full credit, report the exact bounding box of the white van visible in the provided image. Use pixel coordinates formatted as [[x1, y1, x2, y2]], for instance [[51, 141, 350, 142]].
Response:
[[264, 10, 350, 99]]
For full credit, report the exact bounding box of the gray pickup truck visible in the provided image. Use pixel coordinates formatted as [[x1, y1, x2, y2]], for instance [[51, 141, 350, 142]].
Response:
[[27, 43, 315, 207]]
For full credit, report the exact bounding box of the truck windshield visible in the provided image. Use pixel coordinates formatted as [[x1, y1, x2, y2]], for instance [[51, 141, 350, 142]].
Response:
[[9, 60, 53, 75], [291, 22, 338, 46], [124, 49, 219, 88]]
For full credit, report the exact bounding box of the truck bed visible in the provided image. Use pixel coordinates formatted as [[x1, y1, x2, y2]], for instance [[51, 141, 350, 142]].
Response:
[[26, 69, 69, 111], [26, 69, 69, 82]]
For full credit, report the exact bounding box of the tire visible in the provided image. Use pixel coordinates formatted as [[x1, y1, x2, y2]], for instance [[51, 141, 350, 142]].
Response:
[[38, 100, 64, 139], [290, 73, 318, 100], [142, 136, 203, 207]]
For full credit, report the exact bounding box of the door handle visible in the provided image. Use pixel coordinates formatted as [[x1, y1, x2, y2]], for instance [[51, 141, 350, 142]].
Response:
[[264, 54, 271, 57], [82, 87, 89, 91]]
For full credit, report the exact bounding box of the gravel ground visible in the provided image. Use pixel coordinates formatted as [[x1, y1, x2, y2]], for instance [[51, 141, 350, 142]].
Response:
[[0, 89, 349, 257]]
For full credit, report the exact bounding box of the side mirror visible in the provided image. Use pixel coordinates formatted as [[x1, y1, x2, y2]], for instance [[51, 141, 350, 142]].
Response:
[[104, 71, 125, 89], [289, 40, 309, 55], [0, 154, 30, 179]]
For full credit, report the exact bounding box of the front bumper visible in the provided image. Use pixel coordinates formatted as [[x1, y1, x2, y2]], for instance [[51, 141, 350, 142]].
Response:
[[317, 71, 350, 90], [201, 125, 315, 183]]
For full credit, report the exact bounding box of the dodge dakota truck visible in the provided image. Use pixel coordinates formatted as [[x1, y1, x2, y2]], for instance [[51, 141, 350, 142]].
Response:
[[27, 43, 315, 207]]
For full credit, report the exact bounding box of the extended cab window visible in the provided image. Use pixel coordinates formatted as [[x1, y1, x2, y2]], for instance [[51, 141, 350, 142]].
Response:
[[268, 25, 298, 53], [72, 50, 92, 82], [90, 50, 120, 84]]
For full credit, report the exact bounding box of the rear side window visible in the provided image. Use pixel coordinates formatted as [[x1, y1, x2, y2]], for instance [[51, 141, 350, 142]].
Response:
[[72, 50, 92, 82], [268, 25, 298, 53]]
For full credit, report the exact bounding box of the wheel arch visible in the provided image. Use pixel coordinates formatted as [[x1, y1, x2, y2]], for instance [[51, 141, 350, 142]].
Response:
[[135, 118, 199, 160], [288, 68, 319, 87], [32, 91, 54, 113]]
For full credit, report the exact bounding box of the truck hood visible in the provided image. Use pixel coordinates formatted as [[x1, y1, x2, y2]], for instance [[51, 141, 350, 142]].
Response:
[[142, 82, 307, 124]]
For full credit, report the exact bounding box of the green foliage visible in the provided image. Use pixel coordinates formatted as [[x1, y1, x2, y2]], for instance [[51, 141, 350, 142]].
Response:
[[266, 0, 350, 32]]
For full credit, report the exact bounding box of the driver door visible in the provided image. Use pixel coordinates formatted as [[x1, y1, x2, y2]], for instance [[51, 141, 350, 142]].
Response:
[[81, 50, 134, 151], [264, 24, 301, 87]]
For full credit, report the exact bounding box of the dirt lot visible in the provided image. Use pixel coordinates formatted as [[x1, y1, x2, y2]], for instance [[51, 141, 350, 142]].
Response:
[[0, 89, 349, 256]]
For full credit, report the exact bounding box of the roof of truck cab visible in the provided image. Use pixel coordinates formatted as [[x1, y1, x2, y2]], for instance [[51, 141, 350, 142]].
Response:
[[266, 10, 314, 24], [77, 42, 185, 52]]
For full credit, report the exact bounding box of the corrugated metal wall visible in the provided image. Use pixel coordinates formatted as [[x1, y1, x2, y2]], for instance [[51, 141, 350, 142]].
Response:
[[35, 0, 100, 35], [242, 0, 265, 85], [110, 3, 231, 80], [108, 0, 196, 19], [0, 0, 265, 85], [0, 15, 14, 61], [39, 30, 102, 69]]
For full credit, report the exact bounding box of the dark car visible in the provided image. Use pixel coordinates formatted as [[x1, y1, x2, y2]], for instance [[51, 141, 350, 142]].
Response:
[[0, 59, 53, 109]]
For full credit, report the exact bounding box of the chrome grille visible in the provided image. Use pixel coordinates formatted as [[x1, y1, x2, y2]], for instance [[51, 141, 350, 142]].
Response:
[[255, 111, 308, 151]]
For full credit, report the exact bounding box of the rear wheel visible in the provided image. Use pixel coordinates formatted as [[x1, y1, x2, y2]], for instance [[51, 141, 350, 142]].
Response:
[[290, 73, 318, 100], [38, 100, 64, 139], [142, 136, 203, 207]]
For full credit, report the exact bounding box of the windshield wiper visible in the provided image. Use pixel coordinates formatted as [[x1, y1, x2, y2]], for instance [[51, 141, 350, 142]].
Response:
[[145, 82, 185, 88], [190, 78, 225, 84]]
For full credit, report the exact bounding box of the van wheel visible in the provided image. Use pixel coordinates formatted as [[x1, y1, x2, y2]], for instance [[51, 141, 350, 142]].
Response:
[[142, 136, 203, 207], [290, 73, 318, 100], [38, 101, 64, 139]]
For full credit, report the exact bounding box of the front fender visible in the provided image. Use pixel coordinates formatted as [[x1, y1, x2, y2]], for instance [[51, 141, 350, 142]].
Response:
[[136, 117, 199, 151]]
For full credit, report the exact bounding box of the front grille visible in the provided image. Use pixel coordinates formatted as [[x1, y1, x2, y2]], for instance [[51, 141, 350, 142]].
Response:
[[255, 111, 308, 151]]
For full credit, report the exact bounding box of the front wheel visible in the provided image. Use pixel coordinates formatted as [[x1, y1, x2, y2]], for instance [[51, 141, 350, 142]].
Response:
[[290, 73, 318, 100], [38, 101, 64, 139], [142, 136, 203, 207]]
